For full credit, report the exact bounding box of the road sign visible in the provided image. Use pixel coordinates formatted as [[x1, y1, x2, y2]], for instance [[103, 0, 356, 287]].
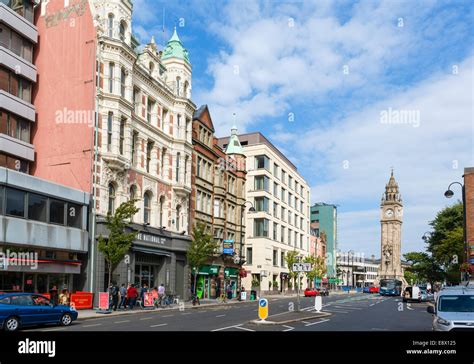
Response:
[[314, 295, 322, 312], [292, 263, 311, 272], [258, 298, 268, 321]]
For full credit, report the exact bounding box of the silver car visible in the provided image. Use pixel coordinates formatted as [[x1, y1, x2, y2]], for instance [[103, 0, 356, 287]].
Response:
[[427, 286, 474, 331]]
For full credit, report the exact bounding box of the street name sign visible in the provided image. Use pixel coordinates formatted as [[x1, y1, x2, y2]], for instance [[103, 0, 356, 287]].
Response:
[[292, 263, 311, 272]]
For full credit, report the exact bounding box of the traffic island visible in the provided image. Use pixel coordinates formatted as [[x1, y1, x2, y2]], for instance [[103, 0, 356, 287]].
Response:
[[250, 310, 332, 325]]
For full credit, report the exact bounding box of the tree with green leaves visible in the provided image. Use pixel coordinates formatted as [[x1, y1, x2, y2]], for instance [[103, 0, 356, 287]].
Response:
[[285, 250, 299, 288], [403, 252, 444, 287], [304, 255, 327, 288], [187, 223, 219, 295], [98, 199, 139, 288]]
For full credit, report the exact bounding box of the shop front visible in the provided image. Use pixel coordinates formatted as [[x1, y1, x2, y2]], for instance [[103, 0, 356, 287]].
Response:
[[224, 267, 239, 298], [193, 265, 220, 299], [95, 223, 191, 301]]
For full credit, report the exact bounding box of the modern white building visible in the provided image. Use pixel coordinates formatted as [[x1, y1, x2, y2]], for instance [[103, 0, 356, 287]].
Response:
[[218, 133, 311, 294], [336, 252, 380, 288]]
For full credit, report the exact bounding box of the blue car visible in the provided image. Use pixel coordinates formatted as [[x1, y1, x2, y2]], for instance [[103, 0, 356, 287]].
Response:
[[363, 286, 370, 293], [0, 293, 78, 331]]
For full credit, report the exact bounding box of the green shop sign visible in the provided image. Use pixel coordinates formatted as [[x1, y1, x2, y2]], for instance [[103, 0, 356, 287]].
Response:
[[193, 265, 220, 275]]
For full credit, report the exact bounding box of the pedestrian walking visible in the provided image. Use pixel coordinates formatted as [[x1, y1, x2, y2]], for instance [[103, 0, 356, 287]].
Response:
[[127, 284, 138, 310], [110, 282, 120, 311], [158, 283, 165, 306], [119, 284, 127, 309]]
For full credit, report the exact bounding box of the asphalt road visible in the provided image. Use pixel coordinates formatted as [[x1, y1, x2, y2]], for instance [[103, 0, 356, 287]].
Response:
[[27, 293, 433, 332]]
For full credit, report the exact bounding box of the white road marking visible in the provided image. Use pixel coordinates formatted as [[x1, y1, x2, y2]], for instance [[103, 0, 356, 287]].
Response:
[[212, 324, 244, 332], [323, 309, 349, 314], [150, 323, 168, 328], [305, 319, 330, 327], [163, 314, 174, 317], [114, 320, 130, 324], [282, 325, 294, 332], [235, 325, 255, 332], [216, 314, 226, 318], [334, 306, 362, 310], [140, 317, 154, 320], [83, 323, 102, 328]]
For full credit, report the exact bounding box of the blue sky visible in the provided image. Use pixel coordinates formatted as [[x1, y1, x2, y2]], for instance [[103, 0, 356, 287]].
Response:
[[132, 0, 474, 257]]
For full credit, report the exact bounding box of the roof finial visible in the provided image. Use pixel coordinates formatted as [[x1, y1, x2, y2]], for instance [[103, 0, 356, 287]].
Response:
[[391, 167, 394, 177]]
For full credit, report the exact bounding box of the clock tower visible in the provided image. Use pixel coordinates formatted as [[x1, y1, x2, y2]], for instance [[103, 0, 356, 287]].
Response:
[[378, 170, 405, 281]]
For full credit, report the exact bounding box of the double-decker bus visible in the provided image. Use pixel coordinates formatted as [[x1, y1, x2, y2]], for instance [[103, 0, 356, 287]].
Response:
[[379, 279, 402, 296]]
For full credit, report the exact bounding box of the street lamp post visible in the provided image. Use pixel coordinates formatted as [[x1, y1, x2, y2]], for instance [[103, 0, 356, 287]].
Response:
[[444, 181, 468, 281], [348, 250, 354, 289]]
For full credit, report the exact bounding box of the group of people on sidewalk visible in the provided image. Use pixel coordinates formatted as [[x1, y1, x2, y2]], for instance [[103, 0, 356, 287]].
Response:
[[108, 282, 167, 311]]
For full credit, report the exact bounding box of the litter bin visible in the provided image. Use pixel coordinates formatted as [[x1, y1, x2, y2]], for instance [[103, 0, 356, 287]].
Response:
[[250, 290, 257, 301]]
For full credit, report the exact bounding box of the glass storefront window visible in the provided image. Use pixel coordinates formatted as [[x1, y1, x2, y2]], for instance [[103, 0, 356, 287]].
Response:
[[5, 187, 25, 217], [28, 193, 47, 222], [67, 202, 82, 228], [49, 199, 65, 225]]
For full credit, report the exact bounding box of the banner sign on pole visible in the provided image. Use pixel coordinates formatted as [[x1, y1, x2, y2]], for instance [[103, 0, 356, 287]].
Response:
[[143, 292, 154, 307]]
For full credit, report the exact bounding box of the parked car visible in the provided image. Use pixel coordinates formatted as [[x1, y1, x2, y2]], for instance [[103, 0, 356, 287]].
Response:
[[0, 293, 78, 332], [427, 285, 474, 331], [304, 288, 320, 297], [363, 286, 370, 293], [420, 289, 434, 302], [369, 286, 380, 294], [318, 287, 329, 296]]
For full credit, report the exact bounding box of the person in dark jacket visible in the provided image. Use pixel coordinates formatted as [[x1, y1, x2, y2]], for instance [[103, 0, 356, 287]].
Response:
[[110, 282, 120, 311]]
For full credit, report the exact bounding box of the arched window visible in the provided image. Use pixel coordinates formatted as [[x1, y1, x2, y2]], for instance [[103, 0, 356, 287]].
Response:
[[159, 196, 165, 227], [119, 21, 126, 41], [176, 205, 181, 231], [129, 185, 137, 221], [176, 77, 181, 96], [108, 183, 116, 214], [130, 185, 137, 201], [144, 192, 151, 224], [108, 14, 114, 38], [183, 81, 189, 98]]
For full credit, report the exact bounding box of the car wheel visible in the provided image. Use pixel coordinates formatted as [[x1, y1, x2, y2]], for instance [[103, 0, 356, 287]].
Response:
[[4, 316, 20, 332], [60, 313, 73, 326]]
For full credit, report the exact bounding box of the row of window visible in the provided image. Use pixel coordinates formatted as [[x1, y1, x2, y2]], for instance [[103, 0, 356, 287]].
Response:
[[253, 218, 307, 249], [0, 186, 83, 229], [254, 155, 306, 198], [2, 0, 34, 22], [254, 197, 307, 230], [0, 66, 32, 103], [0, 23, 33, 63], [254, 175, 307, 215], [0, 109, 30, 143], [245, 247, 287, 268], [0, 152, 28, 173]]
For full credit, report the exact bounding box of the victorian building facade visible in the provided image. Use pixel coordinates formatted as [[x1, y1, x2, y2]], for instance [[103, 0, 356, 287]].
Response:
[[31, 0, 194, 299], [191, 105, 247, 299]]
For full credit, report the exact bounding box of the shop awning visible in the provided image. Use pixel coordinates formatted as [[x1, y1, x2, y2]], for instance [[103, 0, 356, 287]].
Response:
[[224, 267, 238, 278], [132, 246, 171, 257]]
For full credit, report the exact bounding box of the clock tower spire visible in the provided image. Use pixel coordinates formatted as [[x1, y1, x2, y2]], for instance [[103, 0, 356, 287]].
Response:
[[379, 170, 405, 282]]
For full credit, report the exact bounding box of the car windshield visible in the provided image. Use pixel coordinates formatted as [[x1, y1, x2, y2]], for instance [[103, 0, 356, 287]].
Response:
[[438, 295, 474, 312]]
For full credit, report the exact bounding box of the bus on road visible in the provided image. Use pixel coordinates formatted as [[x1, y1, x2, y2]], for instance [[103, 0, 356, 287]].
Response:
[[379, 279, 402, 296]]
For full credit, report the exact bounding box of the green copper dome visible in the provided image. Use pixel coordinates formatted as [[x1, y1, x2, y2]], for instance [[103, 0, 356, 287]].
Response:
[[161, 27, 190, 64], [225, 126, 244, 155]]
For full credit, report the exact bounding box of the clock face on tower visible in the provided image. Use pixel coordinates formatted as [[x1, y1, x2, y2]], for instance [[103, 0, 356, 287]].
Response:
[[385, 209, 394, 218], [395, 207, 403, 218]]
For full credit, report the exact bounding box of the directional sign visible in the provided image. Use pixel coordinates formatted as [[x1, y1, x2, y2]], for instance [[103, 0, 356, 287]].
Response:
[[258, 298, 268, 321], [292, 263, 312, 272]]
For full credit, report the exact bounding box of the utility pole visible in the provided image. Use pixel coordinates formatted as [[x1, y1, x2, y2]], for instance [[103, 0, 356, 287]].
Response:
[[297, 255, 301, 312]]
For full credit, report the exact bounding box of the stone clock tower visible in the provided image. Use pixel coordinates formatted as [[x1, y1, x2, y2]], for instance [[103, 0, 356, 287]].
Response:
[[378, 170, 405, 281]]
